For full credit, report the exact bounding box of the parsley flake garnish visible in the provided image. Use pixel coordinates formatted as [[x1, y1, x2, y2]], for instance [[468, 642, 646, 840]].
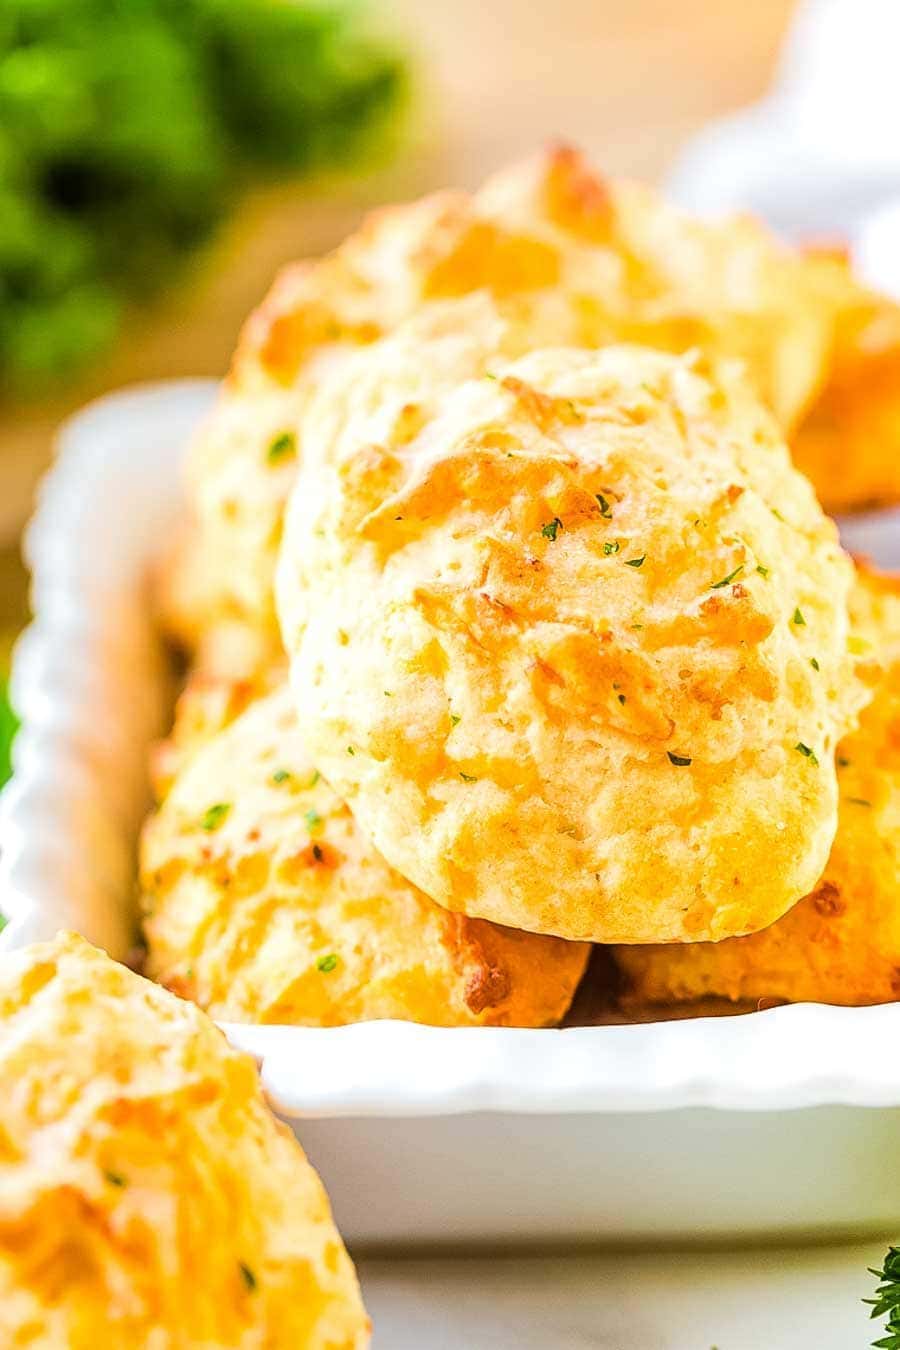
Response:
[[0, 914, 7, 935], [596, 493, 613, 519], [711, 564, 744, 589], [346, 745, 355, 755], [667, 751, 692, 766], [837, 756, 852, 768], [200, 803, 230, 832], [795, 742, 819, 766], [617, 693, 626, 705], [792, 607, 806, 626], [459, 771, 478, 783], [450, 713, 461, 726], [541, 517, 562, 541], [316, 953, 338, 973], [604, 540, 620, 555], [239, 1262, 257, 1292], [304, 808, 323, 831], [267, 431, 296, 464], [484, 371, 498, 381], [625, 555, 645, 568], [271, 769, 291, 784], [846, 797, 872, 808], [307, 769, 321, 788], [104, 1170, 127, 1188], [756, 564, 770, 578], [312, 843, 324, 862], [810, 658, 820, 671]]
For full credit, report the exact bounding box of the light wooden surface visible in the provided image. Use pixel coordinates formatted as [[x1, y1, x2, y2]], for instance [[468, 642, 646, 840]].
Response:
[[0, 0, 797, 547]]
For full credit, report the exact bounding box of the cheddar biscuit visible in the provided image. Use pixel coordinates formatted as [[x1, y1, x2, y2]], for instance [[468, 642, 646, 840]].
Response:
[[279, 336, 866, 943], [142, 686, 589, 1025], [0, 933, 369, 1349], [615, 568, 900, 1007], [164, 144, 891, 659]]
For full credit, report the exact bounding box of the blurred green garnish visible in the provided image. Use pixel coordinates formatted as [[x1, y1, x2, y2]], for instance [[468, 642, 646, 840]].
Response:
[[200, 801, 230, 831], [0, 0, 407, 394], [267, 430, 297, 464], [0, 676, 16, 790]]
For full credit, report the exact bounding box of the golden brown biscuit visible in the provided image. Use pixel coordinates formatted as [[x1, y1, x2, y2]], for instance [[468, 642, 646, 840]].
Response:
[[154, 520, 287, 680], [614, 567, 900, 1008], [477, 147, 832, 431], [150, 660, 285, 800], [141, 686, 589, 1026], [845, 560, 900, 665], [791, 245, 900, 512], [167, 190, 479, 656], [164, 144, 883, 659], [278, 331, 867, 944], [0, 933, 369, 1349], [488, 159, 900, 515]]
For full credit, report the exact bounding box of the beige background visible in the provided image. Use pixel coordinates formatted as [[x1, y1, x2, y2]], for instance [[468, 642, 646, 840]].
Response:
[[0, 0, 796, 553]]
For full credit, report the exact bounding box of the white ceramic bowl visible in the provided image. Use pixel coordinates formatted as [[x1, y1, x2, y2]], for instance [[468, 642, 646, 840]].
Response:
[[3, 381, 900, 1247]]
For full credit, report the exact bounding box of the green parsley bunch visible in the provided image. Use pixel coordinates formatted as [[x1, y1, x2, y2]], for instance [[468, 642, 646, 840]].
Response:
[[0, 0, 405, 393]]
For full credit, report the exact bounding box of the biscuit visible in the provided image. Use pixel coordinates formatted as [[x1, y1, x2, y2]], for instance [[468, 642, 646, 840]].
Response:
[[141, 686, 589, 1025], [278, 334, 867, 943], [0, 933, 369, 1349], [791, 245, 900, 512], [150, 661, 284, 800], [164, 144, 885, 658], [614, 567, 900, 1007]]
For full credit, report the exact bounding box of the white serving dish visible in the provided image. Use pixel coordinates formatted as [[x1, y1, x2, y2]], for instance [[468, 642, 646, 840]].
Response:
[[3, 381, 900, 1247]]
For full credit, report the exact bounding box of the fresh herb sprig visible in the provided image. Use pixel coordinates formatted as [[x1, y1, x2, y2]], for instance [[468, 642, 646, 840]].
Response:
[[866, 1246, 900, 1347]]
